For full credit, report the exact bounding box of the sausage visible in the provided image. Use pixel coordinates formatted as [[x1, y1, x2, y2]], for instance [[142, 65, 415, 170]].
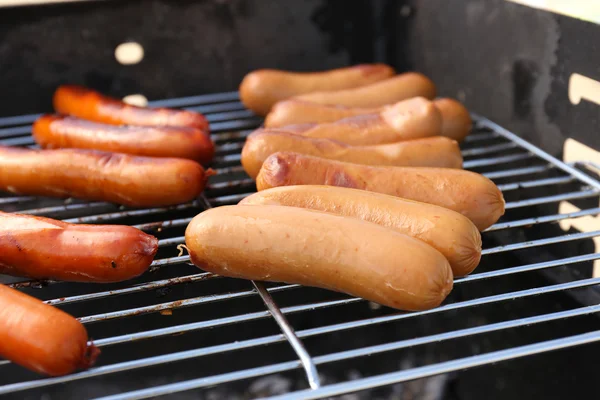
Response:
[[185, 205, 453, 311], [0, 146, 208, 207], [264, 100, 379, 128], [241, 131, 462, 179], [275, 97, 442, 145], [239, 64, 395, 116], [265, 98, 471, 142], [256, 152, 505, 231], [32, 115, 215, 164], [240, 186, 482, 276], [435, 98, 473, 142], [0, 284, 100, 376], [292, 72, 436, 108], [53, 85, 209, 131], [0, 212, 158, 282]]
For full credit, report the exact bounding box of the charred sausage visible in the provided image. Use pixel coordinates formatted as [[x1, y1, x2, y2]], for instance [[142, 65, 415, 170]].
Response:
[[33, 115, 215, 164], [53, 85, 209, 131], [0, 284, 99, 376], [0, 211, 158, 282], [0, 146, 208, 207]]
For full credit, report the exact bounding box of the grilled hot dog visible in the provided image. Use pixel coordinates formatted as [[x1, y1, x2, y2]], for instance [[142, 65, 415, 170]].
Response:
[[0, 212, 158, 282], [264, 100, 379, 128], [265, 97, 442, 145], [33, 115, 215, 164], [240, 186, 482, 276], [0, 284, 99, 376], [256, 152, 504, 231], [264, 98, 472, 142], [241, 131, 462, 179], [53, 85, 209, 131], [185, 205, 453, 311], [0, 146, 208, 207], [239, 64, 395, 116], [434, 98, 473, 142], [292, 72, 436, 108]]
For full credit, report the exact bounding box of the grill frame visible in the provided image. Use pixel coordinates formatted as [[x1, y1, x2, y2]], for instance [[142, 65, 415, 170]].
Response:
[[1, 91, 600, 399]]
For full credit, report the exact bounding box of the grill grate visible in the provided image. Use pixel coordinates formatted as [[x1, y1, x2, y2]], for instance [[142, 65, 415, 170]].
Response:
[[1, 92, 600, 399]]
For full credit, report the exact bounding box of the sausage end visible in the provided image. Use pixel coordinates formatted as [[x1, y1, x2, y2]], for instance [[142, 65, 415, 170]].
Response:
[[78, 343, 101, 370], [256, 152, 291, 190]]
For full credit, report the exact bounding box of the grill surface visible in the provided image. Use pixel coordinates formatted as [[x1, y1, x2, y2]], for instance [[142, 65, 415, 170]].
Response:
[[1, 92, 600, 399]]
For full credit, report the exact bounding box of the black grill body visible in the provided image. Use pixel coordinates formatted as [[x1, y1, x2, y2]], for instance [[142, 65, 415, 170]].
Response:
[[0, 1, 599, 399]]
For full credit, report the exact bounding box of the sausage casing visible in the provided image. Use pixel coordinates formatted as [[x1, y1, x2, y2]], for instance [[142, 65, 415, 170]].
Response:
[[239, 64, 395, 116], [292, 72, 436, 108], [256, 152, 505, 231], [0, 212, 158, 282], [435, 98, 473, 142], [273, 97, 442, 145], [33, 115, 215, 164], [0, 284, 99, 376], [241, 131, 462, 178], [0, 146, 207, 207], [53, 85, 209, 131], [240, 186, 482, 276], [264, 98, 471, 142], [185, 205, 453, 311], [264, 100, 379, 128]]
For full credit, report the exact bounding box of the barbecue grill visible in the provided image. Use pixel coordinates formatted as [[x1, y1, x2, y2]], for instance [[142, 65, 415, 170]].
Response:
[[1, 1, 600, 399]]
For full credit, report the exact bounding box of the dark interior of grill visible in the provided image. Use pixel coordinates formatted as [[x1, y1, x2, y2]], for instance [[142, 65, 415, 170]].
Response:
[[1, 1, 600, 399]]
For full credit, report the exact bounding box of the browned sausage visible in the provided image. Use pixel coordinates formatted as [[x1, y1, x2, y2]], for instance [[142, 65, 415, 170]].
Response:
[[292, 72, 436, 108], [241, 131, 462, 178], [264, 98, 472, 142], [0, 284, 100, 376], [239, 64, 395, 115], [32, 115, 215, 164], [0, 211, 158, 282], [185, 205, 453, 311], [0, 146, 208, 207], [256, 152, 505, 231], [53, 85, 209, 131], [240, 186, 482, 276], [270, 97, 443, 145]]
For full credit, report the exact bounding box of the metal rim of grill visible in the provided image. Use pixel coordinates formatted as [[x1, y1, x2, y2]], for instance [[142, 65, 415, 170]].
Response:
[[1, 91, 600, 399]]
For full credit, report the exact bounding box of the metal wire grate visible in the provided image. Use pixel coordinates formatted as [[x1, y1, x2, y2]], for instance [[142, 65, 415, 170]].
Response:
[[1, 92, 600, 399]]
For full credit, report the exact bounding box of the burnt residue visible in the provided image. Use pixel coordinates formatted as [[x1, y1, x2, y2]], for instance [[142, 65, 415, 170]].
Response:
[[9, 279, 52, 289], [136, 220, 168, 233], [512, 59, 539, 119], [155, 287, 172, 298]]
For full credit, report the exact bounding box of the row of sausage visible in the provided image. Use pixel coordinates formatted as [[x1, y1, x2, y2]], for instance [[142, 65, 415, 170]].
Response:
[[181, 64, 506, 322], [1, 86, 214, 207], [0, 86, 218, 377]]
